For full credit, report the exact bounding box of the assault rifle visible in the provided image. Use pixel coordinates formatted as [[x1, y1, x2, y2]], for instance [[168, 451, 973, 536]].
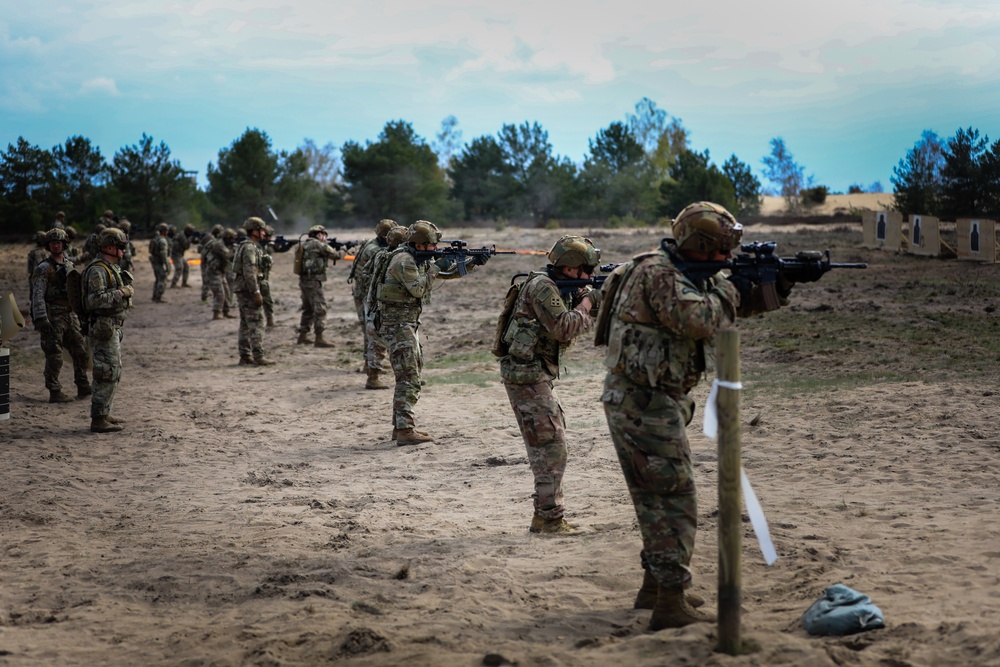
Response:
[[510, 263, 620, 297], [671, 240, 867, 310], [272, 235, 362, 253], [413, 240, 516, 276]]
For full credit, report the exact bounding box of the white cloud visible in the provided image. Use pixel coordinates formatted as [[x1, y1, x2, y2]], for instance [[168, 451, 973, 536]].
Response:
[[79, 77, 121, 97]]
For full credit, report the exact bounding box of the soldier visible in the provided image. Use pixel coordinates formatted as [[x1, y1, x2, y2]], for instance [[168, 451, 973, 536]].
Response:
[[204, 227, 235, 319], [368, 220, 487, 445], [200, 224, 224, 302], [296, 224, 346, 348], [82, 226, 134, 433], [260, 225, 276, 328], [170, 224, 194, 288], [149, 222, 171, 303], [64, 226, 81, 261], [115, 219, 136, 273], [597, 201, 793, 631], [224, 228, 238, 315], [27, 231, 49, 314], [53, 211, 67, 229], [232, 217, 274, 366], [499, 236, 602, 535], [30, 228, 92, 403], [349, 219, 399, 389]]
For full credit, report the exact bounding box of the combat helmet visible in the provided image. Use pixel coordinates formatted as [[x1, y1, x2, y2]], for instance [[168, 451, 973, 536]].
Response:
[[65, 226, 78, 240], [407, 220, 441, 244], [671, 202, 743, 254], [117, 219, 132, 234], [386, 226, 409, 249], [97, 227, 128, 249], [307, 224, 327, 238], [548, 235, 601, 269], [211, 224, 224, 237], [155, 222, 169, 233], [243, 216, 266, 232], [46, 228, 69, 246], [184, 223, 196, 234], [222, 228, 237, 242], [34, 230, 47, 245], [375, 219, 398, 239]]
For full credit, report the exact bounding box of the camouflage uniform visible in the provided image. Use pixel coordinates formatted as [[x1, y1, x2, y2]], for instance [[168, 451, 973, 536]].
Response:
[[259, 231, 275, 327], [64, 227, 82, 261], [26, 232, 49, 311], [204, 233, 234, 318], [351, 237, 388, 363], [199, 226, 222, 302], [231, 231, 269, 363], [116, 220, 136, 273], [148, 227, 170, 302], [83, 248, 133, 427], [500, 270, 594, 522], [30, 244, 91, 401], [169, 227, 192, 287], [297, 234, 346, 341]]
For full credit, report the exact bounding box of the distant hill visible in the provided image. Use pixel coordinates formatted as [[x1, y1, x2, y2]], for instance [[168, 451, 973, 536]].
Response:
[[760, 193, 895, 217]]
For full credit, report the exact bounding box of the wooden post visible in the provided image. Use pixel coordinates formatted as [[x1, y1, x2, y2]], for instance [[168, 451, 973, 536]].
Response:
[[716, 328, 742, 655]]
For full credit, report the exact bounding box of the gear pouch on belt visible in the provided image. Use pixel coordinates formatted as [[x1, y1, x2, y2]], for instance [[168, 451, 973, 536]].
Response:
[[504, 318, 538, 362], [91, 317, 115, 342], [500, 358, 545, 384]]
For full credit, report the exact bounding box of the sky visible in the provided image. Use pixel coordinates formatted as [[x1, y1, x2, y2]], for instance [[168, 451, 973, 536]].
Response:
[[3, 0, 1000, 196]]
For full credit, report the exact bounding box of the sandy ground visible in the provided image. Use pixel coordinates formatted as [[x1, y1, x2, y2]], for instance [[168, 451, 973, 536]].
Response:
[[760, 194, 895, 217], [1, 224, 999, 667]]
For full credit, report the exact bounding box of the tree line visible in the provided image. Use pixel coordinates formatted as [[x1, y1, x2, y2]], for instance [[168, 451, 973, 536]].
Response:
[[891, 127, 1000, 219], [1, 96, 900, 236]]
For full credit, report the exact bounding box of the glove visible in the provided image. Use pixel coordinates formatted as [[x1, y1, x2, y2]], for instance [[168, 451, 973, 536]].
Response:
[[34, 317, 51, 334], [253, 291, 264, 307], [119, 284, 135, 299], [726, 273, 753, 304], [578, 286, 601, 313], [471, 253, 491, 266]]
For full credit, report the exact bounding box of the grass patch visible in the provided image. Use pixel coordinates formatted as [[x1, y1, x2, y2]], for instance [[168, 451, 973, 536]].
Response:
[[423, 349, 497, 369], [424, 371, 495, 388]]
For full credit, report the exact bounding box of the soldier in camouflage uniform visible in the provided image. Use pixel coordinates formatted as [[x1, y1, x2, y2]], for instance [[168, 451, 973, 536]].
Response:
[[53, 211, 66, 229], [296, 224, 347, 348], [205, 228, 236, 319], [149, 222, 171, 303], [200, 224, 224, 302], [232, 217, 274, 366], [349, 219, 399, 388], [260, 226, 276, 328], [224, 229, 238, 315], [169, 224, 194, 288], [115, 219, 136, 273], [30, 228, 92, 403], [82, 227, 134, 433], [368, 220, 487, 445], [64, 226, 81, 261], [598, 201, 793, 631], [27, 231, 49, 317], [500, 236, 602, 535]]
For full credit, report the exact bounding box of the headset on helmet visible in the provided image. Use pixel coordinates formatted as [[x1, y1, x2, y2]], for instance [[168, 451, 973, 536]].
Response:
[[548, 235, 601, 269], [407, 220, 441, 244], [671, 202, 743, 254]]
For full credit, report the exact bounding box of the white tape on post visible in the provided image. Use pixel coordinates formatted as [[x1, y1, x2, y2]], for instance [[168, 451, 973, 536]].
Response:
[[741, 468, 778, 565]]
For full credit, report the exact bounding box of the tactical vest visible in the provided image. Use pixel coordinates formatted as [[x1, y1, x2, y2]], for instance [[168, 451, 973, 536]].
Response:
[[375, 248, 423, 306], [83, 259, 127, 317], [41, 260, 72, 308], [601, 250, 710, 396], [299, 238, 329, 278]]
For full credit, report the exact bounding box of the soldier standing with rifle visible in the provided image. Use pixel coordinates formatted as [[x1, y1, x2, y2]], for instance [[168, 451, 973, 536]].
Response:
[[169, 224, 194, 288], [596, 201, 794, 631], [232, 217, 274, 366], [296, 225, 346, 348], [497, 235, 602, 535], [349, 219, 400, 388], [149, 223, 170, 303], [82, 227, 134, 433]]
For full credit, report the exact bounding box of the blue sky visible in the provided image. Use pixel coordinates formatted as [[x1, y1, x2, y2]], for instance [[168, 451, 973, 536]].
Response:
[[3, 0, 1000, 195]]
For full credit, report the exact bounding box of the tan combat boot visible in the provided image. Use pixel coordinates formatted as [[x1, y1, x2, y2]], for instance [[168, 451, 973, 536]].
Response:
[[76, 385, 92, 400], [224, 311, 236, 319], [91, 416, 124, 433], [648, 586, 716, 632], [266, 316, 276, 328], [296, 331, 313, 345], [314, 332, 334, 348], [213, 311, 223, 320], [529, 514, 583, 536], [365, 369, 389, 390], [49, 389, 74, 404], [238, 356, 254, 366], [396, 428, 433, 445], [253, 356, 277, 366], [106, 415, 127, 425], [634, 571, 705, 610]]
